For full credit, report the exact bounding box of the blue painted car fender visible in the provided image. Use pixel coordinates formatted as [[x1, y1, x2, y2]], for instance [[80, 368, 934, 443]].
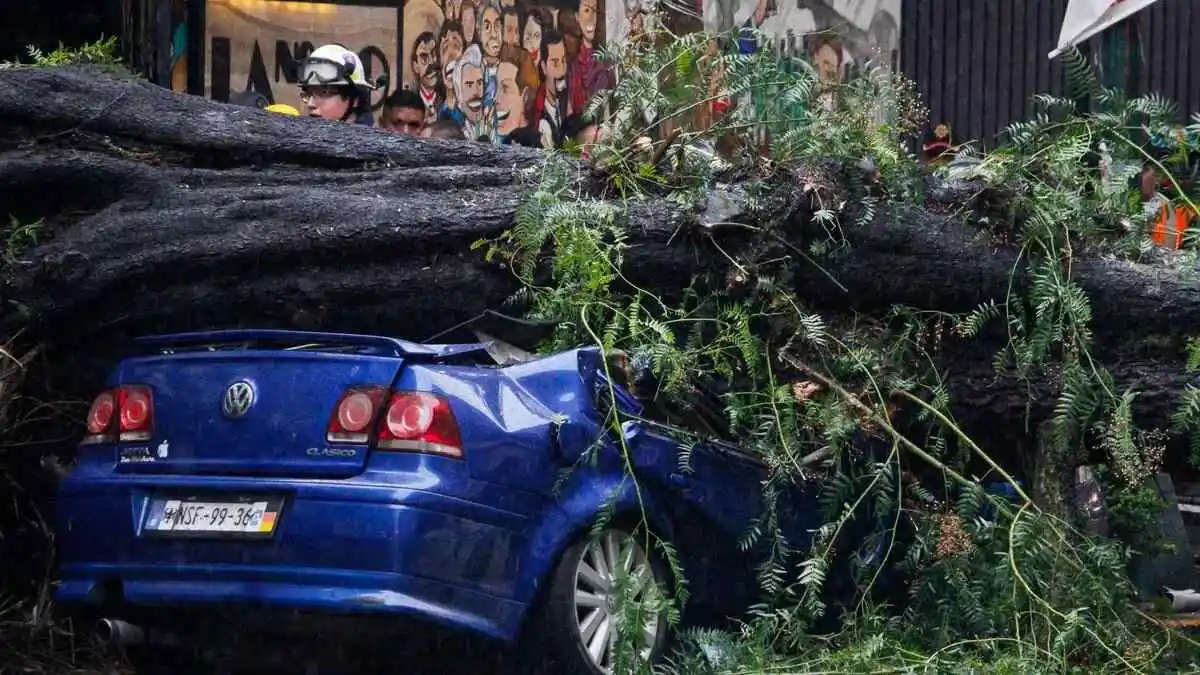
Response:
[[513, 462, 676, 612]]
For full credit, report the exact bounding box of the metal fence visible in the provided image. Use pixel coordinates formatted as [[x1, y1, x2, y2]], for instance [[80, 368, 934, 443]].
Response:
[[900, 0, 1199, 149]]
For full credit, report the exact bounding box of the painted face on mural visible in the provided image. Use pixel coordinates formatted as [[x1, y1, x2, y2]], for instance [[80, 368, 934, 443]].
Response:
[[522, 14, 543, 54], [481, 5, 503, 60], [420, 61, 438, 90], [444, 0, 463, 21], [495, 60, 526, 134], [422, 65, 440, 124], [438, 25, 465, 103], [503, 11, 520, 48], [751, 0, 777, 27], [813, 43, 841, 85], [462, 1, 478, 44], [439, 28, 464, 72], [412, 34, 437, 90], [542, 39, 567, 94], [627, 8, 645, 39], [579, 0, 598, 45], [459, 62, 485, 121]]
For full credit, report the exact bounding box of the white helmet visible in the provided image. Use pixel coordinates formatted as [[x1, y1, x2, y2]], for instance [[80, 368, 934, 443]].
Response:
[[297, 44, 377, 90]]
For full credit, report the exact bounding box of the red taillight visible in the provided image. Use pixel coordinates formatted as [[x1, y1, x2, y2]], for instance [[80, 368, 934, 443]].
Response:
[[81, 385, 154, 444], [378, 392, 463, 458], [82, 390, 116, 444], [326, 386, 387, 443], [326, 387, 463, 459], [87, 391, 115, 434], [117, 385, 154, 441]]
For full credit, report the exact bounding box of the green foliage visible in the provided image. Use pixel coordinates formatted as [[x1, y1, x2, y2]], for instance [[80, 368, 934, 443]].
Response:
[[944, 44, 1186, 530], [585, 23, 925, 206], [1173, 339, 1200, 466], [3, 216, 42, 266], [4, 36, 123, 70], [1104, 476, 1169, 555], [483, 21, 1196, 674]]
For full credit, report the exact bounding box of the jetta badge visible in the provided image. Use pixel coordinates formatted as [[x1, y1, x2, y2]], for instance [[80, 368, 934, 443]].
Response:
[[222, 380, 256, 419]]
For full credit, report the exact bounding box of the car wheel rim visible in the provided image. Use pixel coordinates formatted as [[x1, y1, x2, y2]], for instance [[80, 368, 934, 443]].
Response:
[[573, 529, 661, 673]]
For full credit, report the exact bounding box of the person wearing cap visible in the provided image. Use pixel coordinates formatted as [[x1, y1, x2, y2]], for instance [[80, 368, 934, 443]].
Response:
[[296, 44, 378, 126]]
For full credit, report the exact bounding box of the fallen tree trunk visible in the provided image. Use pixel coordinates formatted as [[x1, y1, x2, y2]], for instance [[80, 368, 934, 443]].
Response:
[[4, 66, 1196, 344], [0, 65, 1196, 447], [0, 67, 711, 349], [939, 340, 1196, 430], [790, 199, 1200, 352]]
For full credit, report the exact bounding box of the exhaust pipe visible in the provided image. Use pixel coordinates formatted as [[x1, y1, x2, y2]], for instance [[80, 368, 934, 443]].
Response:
[[97, 618, 146, 647]]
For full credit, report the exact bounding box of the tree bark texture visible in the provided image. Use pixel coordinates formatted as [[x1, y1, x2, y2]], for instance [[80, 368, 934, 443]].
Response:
[[790, 198, 1200, 352], [0, 65, 1196, 447]]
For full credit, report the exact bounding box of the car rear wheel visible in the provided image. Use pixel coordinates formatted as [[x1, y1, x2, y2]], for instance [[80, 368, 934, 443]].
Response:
[[528, 525, 671, 674]]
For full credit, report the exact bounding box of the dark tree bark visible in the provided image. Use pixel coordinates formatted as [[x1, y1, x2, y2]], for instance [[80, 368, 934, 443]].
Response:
[[0, 67, 731, 390], [0, 65, 1196, 447], [790, 199, 1200, 352], [938, 340, 1196, 430]]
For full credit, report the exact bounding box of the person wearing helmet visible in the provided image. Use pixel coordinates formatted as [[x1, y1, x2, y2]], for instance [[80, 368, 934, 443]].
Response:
[[296, 44, 377, 126], [265, 103, 301, 116]]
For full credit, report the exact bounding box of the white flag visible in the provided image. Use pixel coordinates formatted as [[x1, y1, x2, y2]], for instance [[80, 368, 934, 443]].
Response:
[[1048, 0, 1161, 59]]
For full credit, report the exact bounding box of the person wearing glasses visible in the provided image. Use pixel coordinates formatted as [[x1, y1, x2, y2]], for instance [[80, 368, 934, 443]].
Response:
[[296, 44, 378, 126]]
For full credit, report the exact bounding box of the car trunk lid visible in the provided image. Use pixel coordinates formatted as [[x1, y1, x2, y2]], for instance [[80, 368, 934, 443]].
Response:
[[110, 330, 486, 479]]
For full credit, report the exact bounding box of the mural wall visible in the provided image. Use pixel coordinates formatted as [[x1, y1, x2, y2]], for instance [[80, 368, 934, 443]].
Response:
[[608, 0, 900, 85], [402, 0, 611, 143], [185, 0, 898, 144], [169, 0, 189, 93], [203, 0, 402, 112], [739, 0, 896, 73], [600, 0, 900, 138]]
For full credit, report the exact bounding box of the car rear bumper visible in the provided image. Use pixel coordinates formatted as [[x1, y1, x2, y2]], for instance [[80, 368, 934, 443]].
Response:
[[56, 563, 524, 640], [54, 470, 542, 642]]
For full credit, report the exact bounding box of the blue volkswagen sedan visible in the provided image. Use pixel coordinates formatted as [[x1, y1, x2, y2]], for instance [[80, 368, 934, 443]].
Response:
[[54, 329, 888, 673]]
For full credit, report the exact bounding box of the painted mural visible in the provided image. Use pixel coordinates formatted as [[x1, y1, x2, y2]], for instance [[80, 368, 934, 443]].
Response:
[[181, 0, 899, 143], [606, 0, 899, 84], [698, 0, 900, 80], [169, 0, 189, 93], [601, 0, 900, 137], [402, 0, 612, 144], [203, 0, 402, 112]]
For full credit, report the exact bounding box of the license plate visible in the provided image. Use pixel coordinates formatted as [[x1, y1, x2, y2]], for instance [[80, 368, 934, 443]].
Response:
[[142, 495, 284, 538]]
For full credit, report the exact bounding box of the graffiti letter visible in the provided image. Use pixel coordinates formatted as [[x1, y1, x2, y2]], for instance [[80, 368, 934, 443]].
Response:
[[247, 40, 277, 100], [275, 40, 299, 83], [275, 41, 315, 84], [210, 36, 232, 102], [358, 45, 392, 111], [245, 40, 275, 102]]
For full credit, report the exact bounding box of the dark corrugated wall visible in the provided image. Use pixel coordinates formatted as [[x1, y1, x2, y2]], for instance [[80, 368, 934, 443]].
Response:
[[901, 0, 1200, 149], [1143, 0, 1200, 122]]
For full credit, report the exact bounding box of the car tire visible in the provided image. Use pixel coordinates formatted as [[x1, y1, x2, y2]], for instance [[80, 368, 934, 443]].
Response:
[[525, 523, 673, 675]]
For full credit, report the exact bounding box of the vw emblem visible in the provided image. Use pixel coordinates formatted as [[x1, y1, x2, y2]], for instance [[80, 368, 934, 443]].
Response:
[[222, 381, 256, 419]]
